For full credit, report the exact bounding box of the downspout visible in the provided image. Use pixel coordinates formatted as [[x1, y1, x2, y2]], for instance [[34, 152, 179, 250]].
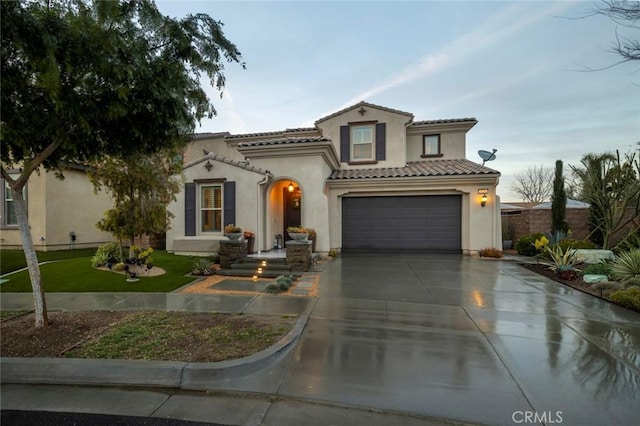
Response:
[[256, 172, 272, 254]]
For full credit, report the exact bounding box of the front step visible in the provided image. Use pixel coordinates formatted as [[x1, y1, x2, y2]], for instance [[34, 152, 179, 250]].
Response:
[[229, 262, 291, 272], [217, 257, 293, 278], [239, 258, 288, 266], [215, 269, 284, 278]]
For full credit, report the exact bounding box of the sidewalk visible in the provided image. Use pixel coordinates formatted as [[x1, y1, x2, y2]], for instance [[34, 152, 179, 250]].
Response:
[[1, 384, 457, 426]]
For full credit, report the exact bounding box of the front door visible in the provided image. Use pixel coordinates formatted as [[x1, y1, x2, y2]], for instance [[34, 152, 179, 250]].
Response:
[[283, 187, 301, 240]]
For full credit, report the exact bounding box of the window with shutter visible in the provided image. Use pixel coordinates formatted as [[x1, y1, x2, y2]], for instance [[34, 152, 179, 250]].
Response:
[[200, 184, 222, 232]]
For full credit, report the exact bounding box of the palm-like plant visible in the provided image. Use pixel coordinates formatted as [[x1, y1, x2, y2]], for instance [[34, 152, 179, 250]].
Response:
[[539, 245, 581, 279], [611, 249, 640, 285]]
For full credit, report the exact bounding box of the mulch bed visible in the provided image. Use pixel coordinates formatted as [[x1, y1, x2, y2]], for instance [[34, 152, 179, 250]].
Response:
[[521, 263, 617, 300]]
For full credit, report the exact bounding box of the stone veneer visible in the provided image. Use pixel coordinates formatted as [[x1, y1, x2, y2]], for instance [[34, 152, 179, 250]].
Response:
[[286, 240, 312, 272], [219, 240, 247, 269]]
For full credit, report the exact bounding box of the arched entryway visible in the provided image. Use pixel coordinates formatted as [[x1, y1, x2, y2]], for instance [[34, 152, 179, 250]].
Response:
[[267, 179, 302, 248]]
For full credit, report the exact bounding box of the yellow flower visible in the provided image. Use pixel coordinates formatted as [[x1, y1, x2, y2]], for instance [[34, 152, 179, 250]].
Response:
[[534, 236, 549, 250]]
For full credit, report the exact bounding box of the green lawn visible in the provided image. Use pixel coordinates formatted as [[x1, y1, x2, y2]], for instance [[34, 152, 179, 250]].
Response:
[[0, 250, 198, 292], [1, 248, 96, 275]]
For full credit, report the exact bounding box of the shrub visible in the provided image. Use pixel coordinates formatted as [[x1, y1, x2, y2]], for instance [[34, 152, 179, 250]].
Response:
[[610, 287, 640, 311], [479, 247, 503, 258], [557, 239, 596, 251], [113, 262, 126, 272], [589, 281, 624, 294], [276, 275, 294, 291], [614, 231, 640, 254], [583, 263, 612, 276], [286, 226, 306, 234], [265, 283, 280, 294], [538, 245, 581, 280], [224, 224, 242, 233], [328, 249, 337, 257], [611, 249, 640, 284], [91, 251, 110, 268], [192, 258, 213, 276], [91, 241, 122, 267], [515, 233, 545, 256]]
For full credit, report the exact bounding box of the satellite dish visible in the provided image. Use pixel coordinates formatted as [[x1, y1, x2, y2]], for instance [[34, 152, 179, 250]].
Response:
[[478, 149, 497, 165]]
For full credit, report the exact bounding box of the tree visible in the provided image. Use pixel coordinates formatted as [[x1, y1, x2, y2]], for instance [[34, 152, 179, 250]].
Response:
[[1, 0, 244, 327], [89, 150, 183, 258], [509, 165, 553, 203], [551, 160, 569, 234], [592, 0, 640, 64], [571, 151, 640, 249]]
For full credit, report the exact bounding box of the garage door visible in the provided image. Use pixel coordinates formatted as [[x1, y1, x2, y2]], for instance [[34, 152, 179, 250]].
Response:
[[342, 195, 461, 252]]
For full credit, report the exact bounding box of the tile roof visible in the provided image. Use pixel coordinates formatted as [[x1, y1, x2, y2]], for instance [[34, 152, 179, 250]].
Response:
[[411, 118, 477, 126], [188, 132, 230, 141], [315, 101, 414, 124], [237, 136, 332, 147], [184, 153, 271, 176], [225, 128, 317, 140], [328, 159, 500, 180]]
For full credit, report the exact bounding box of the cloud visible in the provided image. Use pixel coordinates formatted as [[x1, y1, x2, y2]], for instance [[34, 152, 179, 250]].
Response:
[[331, 2, 574, 113]]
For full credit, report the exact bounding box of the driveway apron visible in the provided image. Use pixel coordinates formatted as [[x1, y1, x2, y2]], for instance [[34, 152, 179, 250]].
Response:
[[276, 253, 640, 425]]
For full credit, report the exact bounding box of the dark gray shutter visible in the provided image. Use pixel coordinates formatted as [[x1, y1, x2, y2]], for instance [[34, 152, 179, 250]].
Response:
[[185, 183, 196, 236], [340, 125, 350, 162], [223, 181, 236, 227], [375, 123, 386, 161]]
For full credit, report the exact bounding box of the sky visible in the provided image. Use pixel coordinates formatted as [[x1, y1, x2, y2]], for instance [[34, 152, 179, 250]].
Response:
[[157, 0, 639, 201]]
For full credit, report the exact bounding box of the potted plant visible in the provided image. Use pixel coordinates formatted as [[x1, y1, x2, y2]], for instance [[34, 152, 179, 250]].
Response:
[[305, 228, 317, 252], [502, 222, 515, 250], [224, 224, 243, 240], [244, 229, 255, 253], [287, 226, 308, 241]]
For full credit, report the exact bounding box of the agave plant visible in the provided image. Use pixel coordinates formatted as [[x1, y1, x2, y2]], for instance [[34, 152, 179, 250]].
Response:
[[539, 245, 581, 279], [611, 249, 640, 285]]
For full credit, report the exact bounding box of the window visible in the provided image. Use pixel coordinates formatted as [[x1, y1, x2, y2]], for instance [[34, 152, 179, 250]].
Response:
[[351, 125, 374, 161], [422, 134, 442, 157], [2, 176, 24, 227], [200, 184, 222, 232]]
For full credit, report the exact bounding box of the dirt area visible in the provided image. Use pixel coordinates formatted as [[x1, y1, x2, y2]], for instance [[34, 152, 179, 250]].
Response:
[[1, 311, 295, 362], [522, 263, 617, 299]]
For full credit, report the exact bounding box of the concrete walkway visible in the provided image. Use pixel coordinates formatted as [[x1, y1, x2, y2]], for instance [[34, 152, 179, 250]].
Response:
[[2, 253, 640, 425]]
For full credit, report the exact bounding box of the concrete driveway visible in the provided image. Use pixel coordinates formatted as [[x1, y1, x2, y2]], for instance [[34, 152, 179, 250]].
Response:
[[276, 253, 639, 425]]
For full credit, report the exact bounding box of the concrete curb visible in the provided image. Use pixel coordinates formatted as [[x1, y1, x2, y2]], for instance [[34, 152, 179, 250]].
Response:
[[0, 298, 317, 390]]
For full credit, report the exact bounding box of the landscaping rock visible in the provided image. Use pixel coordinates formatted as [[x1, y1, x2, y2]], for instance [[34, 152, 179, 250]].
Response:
[[583, 274, 609, 283]]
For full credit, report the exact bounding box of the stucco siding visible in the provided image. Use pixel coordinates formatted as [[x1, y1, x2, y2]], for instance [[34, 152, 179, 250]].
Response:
[[167, 159, 262, 253], [252, 156, 332, 252], [1, 168, 113, 251], [406, 131, 466, 161], [317, 107, 410, 168], [44, 170, 114, 249]]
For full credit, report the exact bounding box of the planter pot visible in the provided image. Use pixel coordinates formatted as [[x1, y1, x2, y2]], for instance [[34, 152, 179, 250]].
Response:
[[502, 240, 512, 250], [225, 232, 242, 240], [246, 236, 255, 254], [288, 232, 308, 241]]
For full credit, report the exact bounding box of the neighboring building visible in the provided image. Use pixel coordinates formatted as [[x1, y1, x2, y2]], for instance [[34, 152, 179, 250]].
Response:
[[167, 101, 502, 256], [0, 164, 114, 251]]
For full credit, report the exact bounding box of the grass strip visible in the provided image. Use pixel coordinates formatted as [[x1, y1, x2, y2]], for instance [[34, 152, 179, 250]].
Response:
[[0, 250, 196, 292]]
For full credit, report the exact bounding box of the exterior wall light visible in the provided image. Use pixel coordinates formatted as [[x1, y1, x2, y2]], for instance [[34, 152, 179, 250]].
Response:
[[288, 182, 295, 192], [478, 189, 489, 207]]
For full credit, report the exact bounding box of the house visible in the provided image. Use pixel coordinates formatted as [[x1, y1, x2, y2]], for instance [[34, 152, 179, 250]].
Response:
[[0, 163, 114, 251], [167, 101, 502, 256]]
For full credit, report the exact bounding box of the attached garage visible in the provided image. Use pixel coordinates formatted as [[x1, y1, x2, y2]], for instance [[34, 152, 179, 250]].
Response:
[[341, 195, 461, 253]]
